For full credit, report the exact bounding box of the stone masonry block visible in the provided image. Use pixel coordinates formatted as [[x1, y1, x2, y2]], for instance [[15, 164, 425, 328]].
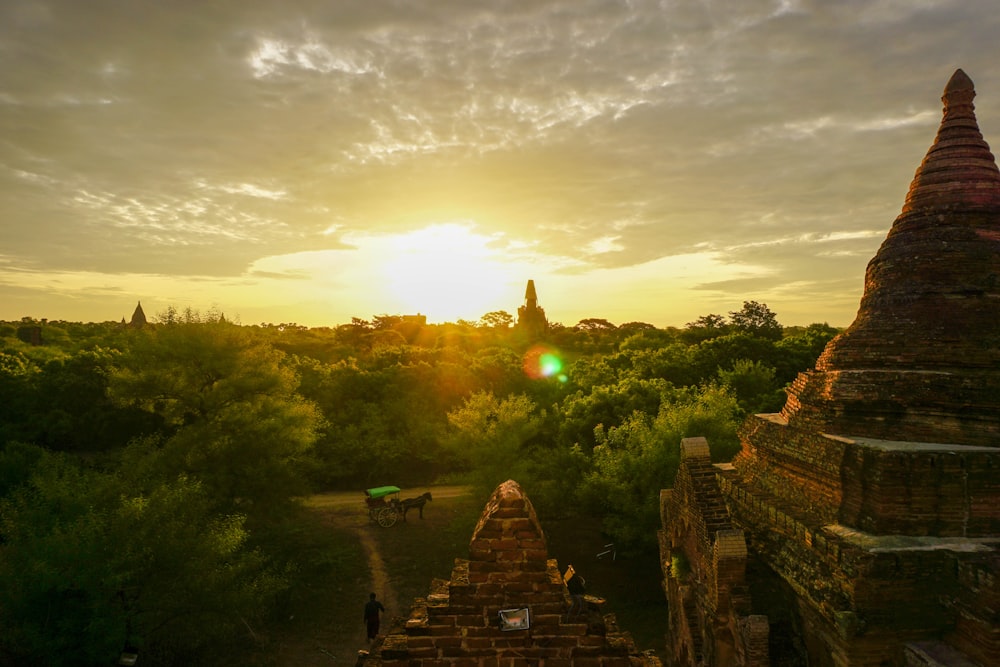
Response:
[[714, 529, 748, 559], [681, 437, 711, 460]]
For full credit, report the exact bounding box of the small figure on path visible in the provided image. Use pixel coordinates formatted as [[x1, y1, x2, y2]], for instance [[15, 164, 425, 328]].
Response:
[[363, 592, 385, 641]]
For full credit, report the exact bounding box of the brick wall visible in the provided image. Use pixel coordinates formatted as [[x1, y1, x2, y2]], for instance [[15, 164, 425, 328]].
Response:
[[660, 439, 768, 667], [366, 480, 661, 667]]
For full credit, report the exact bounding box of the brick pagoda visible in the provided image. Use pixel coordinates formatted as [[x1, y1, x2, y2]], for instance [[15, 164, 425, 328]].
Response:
[[660, 70, 1000, 667], [516, 280, 549, 340], [362, 479, 661, 667]]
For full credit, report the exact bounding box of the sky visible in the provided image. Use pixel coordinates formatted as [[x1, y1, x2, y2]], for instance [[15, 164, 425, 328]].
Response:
[[2, 0, 999, 329]]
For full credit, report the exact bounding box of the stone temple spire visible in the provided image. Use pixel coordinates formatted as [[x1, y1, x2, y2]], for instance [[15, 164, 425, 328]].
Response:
[[780, 69, 1000, 446], [516, 279, 548, 338], [524, 279, 538, 308], [663, 71, 1000, 667], [128, 301, 147, 329], [902, 69, 1000, 212]]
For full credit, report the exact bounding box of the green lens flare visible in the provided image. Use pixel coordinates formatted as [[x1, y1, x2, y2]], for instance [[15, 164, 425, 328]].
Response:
[[522, 344, 565, 380], [539, 353, 562, 377]]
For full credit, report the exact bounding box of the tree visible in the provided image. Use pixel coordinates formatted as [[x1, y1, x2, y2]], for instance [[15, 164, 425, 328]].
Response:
[[692, 333, 779, 382], [445, 392, 542, 496], [0, 449, 282, 665], [728, 300, 782, 341], [619, 328, 679, 352], [371, 314, 403, 330], [774, 323, 840, 382], [578, 385, 741, 551], [478, 311, 514, 329], [716, 359, 782, 414], [471, 346, 528, 395], [108, 322, 322, 519], [617, 321, 657, 333], [681, 313, 729, 344], [558, 376, 670, 451], [686, 313, 726, 329], [575, 318, 617, 331]]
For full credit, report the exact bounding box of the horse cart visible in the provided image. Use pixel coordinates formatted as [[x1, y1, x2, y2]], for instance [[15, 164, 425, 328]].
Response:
[[364, 486, 433, 527], [365, 485, 401, 527]]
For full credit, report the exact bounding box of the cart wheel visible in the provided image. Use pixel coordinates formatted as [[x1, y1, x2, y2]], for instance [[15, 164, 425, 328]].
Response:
[[377, 506, 398, 527]]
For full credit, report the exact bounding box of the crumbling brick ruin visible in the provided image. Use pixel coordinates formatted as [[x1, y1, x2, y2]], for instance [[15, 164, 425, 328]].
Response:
[[661, 69, 1000, 667], [362, 479, 661, 667]]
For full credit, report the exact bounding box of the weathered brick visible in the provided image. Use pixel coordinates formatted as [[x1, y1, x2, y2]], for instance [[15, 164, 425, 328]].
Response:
[[361, 480, 661, 667], [660, 69, 1000, 667]]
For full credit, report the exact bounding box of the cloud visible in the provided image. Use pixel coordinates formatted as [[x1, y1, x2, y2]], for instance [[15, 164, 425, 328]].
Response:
[[1, 0, 999, 325]]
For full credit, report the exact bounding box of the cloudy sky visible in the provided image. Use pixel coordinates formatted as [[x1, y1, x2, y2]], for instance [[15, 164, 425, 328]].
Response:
[[2, 0, 999, 328]]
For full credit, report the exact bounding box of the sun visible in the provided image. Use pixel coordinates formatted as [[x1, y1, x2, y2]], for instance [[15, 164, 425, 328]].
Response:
[[378, 223, 517, 322]]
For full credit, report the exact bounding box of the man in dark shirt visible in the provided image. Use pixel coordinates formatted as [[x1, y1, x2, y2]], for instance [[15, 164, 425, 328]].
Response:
[[363, 592, 386, 640]]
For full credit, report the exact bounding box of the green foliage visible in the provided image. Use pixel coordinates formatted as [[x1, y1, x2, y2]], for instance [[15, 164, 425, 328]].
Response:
[[729, 300, 783, 341], [0, 441, 46, 497], [774, 322, 840, 382], [618, 327, 679, 351], [716, 359, 783, 414], [0, 450, 283, 666], [478, 310, 514, 329], [578, 385, 741, 551], [626, 343, 701, 386], [445, 391, 543, 496], [558, 376, 670, 451], [681, 313, 729, 344], [575, 318, 617, 331], [0, 348, 156, 452], [108, 323, 322, 520], [296, 354, 461, 489], [692, 332, 778, 380]]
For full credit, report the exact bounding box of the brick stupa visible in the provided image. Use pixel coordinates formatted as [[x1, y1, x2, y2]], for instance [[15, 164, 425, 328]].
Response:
[[661, 70, 1000, 667], [363, 480, 661, 667], [783, 68, 1000, 448]]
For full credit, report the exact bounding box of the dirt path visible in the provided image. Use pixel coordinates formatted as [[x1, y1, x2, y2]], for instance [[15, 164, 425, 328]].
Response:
[[322, 485, 470, 620], [281, 485, 470, 664], [354, 521, 399, 619]]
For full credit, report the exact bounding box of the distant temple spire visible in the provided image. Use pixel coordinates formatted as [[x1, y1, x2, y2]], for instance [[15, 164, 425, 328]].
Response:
[[516, 279, 547, 338], [524, 279, 538, 307], [128, 301, 147, 329]]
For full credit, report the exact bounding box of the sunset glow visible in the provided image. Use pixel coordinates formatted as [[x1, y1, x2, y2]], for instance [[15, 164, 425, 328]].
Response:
[[376, 224, 517, 321], [2, 2, 999, 327]]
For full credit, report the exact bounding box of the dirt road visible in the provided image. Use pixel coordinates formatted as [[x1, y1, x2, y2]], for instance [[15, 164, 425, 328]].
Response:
[[283, 485, 471, 665], [307, 485, 470, 619]]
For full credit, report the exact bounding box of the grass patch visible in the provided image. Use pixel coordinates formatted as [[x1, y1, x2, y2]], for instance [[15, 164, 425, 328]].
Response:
[[236, 503, 372, 665], [372, 492, 484, 614]]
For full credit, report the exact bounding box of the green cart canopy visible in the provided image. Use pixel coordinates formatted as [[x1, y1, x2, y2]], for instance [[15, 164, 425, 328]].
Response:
[[366, 485, 401, 499]]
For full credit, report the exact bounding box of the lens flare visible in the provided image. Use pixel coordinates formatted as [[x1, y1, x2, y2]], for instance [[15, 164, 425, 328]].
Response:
[[523, 344, 564, 380]]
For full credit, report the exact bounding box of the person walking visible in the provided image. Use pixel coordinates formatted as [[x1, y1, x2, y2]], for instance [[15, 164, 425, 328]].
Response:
[[363, 592, 386, 641]]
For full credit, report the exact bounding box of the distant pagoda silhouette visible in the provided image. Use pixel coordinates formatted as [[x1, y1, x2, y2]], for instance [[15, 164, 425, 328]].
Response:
[[661, 69, 1000, 667], [128, 301, 147, 329], [515, 279, 548, 339]]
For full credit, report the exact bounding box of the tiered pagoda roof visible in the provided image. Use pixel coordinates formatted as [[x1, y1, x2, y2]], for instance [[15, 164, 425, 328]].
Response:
[[780, 69, 1000, 446]]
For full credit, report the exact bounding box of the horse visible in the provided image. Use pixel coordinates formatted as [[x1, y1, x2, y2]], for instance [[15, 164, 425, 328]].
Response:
[[397, 491, 432, 521]]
